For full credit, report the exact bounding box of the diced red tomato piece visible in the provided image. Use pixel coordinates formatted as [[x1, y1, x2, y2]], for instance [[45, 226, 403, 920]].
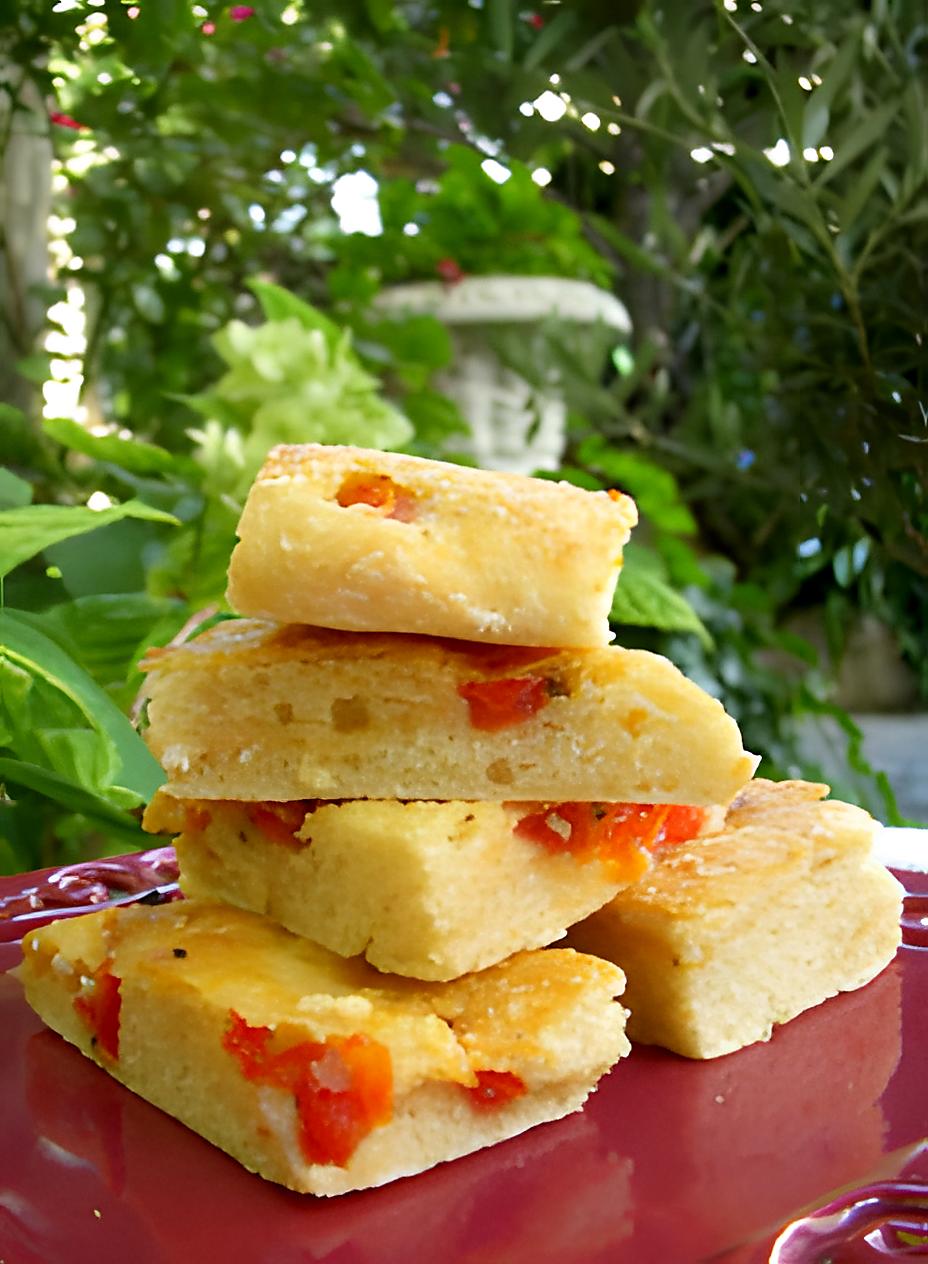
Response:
[[222, 1011, 393, 1167], [457, 675, 551, 731], [514, 800, 704, 881], [465, 1069, 526, 1111], [184, 804, 212, 833], [658, 805, 709, 848], [246, 802, 308, 847], [73, 960, 122, 1060]]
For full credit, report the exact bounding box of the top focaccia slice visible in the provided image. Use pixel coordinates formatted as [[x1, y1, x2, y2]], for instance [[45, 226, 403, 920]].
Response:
[[140, 619, 757, 804], [225, 444, 638, 648]]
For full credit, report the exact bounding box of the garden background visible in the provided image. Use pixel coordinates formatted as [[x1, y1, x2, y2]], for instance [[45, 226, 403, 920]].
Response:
[[1, 0, 926, 872]]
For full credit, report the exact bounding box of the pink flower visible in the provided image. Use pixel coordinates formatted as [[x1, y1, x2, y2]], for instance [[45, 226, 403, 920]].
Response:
[[229, 5, 255, 18], [50, 111, 85, 130], [436, 258, 465, 285], [527, 13, 544, 28], [201, 20, 216, 34]]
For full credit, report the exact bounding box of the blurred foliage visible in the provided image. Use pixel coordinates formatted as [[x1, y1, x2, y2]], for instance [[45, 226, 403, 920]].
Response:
[[183, 279, 412, 499], [326, 143, 614, 305], [1, 0, 925, 870]]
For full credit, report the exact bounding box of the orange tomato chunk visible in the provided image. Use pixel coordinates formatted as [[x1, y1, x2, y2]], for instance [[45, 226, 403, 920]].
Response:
[[335, 473, 417, 522], [659, 805, 709, 847], [223, 1011, 393, 1167], [184, 804, 213, 833], [514, 802, 706, 882], [73, 960, 122, 1061], [246, 801, 309, 847], [465, 1069, 527, 1111], [457, 675, 551, 731]]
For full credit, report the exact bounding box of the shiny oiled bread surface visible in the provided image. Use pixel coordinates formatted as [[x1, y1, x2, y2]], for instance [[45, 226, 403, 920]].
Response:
[[145, 792, 709, 980], [226, 444, 638, 648], [567, 780, 904, 1059], [18, 901, 629, 1196], [141, 620, 757, 804]]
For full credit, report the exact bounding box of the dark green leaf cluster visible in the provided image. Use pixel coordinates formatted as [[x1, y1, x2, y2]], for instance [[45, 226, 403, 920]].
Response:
[[327, 144, 614, 295]]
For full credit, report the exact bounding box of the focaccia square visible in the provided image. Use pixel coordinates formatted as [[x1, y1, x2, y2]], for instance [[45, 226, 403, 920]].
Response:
[[226, 445, 638, 648], [567, 781, 903, 1058], [144, 791, 721, 980], [140, 621, 757, 805], [18, 901, 629, 1196]]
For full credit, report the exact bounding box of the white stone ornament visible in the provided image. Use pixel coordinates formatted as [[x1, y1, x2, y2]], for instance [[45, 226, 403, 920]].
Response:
[[376, 277, 632, 475]]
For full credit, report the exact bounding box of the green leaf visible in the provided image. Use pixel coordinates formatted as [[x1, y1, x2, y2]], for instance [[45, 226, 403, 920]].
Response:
[[0, 757, 148, 842], [589, 214, 669, 277], [0, 499, 178, 579], [33, 593, 188, 697], [576, 439, 697, 535], [902, 79, 927, 184], [611, 551, 711, 646], [0, 468, 33, 509], [487, 0, 513, 61], [246, 279, 341, 345], [564, 25, 618, 73], [363, 0, 395, 32], [132, 282, 166, 324], [15, 354, 52, 385], [401, 388, 470, 446], [802, 27, 861, 150], [0, 609, 165, 800], [524, 10, 578, 70], [43, 418, 195, 479], [837, 147, 886, 242], [365, 314, 453, 373], [815, 99, 899, 187]]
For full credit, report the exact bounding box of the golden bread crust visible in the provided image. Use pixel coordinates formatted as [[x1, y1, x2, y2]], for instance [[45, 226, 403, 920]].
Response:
[[18, 901, 628, 1195], [226, 444, 638, 648], [140, 619, 757, 804], [567, 781, 903, 1058]]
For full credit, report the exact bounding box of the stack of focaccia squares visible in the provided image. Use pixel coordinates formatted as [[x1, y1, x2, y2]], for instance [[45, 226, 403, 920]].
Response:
[[18, 444, 902, 1199]]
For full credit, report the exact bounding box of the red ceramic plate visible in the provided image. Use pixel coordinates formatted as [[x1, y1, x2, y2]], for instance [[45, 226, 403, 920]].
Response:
[[1, 845, 926, 1264]]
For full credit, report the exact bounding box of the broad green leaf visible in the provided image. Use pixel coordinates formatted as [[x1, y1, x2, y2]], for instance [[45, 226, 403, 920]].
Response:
[[0, 757, 148, 842], [0, 609, 165, 799], [0, 499, 178, 579], [0, 468, 32, 509], [576, 439, 697, 535], [27, 593, 188, 696], [611, 553, 711, 646], [43, 418, 194, 479]]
